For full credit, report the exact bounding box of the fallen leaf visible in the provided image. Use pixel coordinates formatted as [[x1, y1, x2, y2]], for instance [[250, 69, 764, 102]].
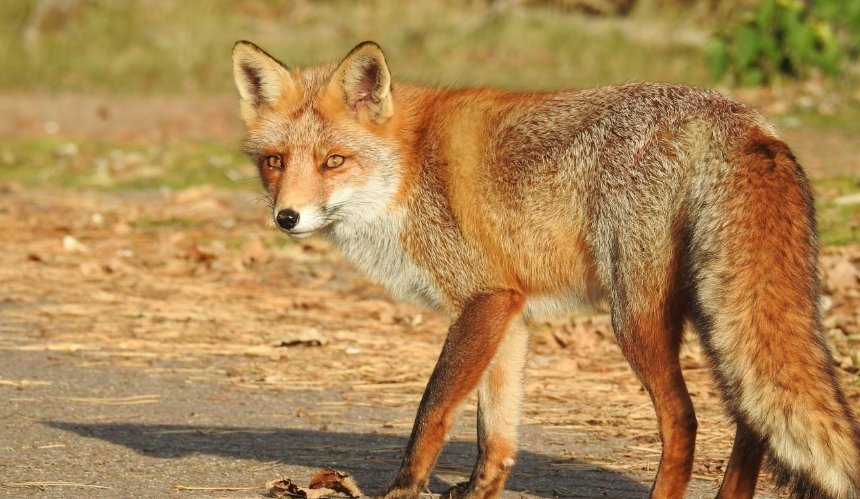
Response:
[[274, 328, 328, 347], [309, 468, 362, 498], [240, 238, 273, 267], [265, 478, 336, 499], [265, 469, 361, 499], [266, 478, 295, 498], [185, 244, 216, 264], [826, 258, 859, 292]]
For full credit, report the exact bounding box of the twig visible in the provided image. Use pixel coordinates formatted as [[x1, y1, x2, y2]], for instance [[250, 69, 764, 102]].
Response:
[[172, 484, 262, 491], [2, 481, 110, 489]]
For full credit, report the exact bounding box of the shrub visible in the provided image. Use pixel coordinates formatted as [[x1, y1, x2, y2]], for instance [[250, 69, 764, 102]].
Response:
[[706, 0, 860, 86]]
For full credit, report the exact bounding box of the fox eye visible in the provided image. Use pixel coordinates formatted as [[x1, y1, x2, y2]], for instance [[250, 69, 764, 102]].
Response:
[[265, 155, 283, 170], [324, 155, 345, 169]]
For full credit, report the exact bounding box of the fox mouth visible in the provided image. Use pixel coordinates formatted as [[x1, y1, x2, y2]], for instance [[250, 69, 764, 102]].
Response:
[[273, 222, 319, 238], [275, 220, 333, 239], [272, 205, 340, 238], [284, 229, 315, 239]]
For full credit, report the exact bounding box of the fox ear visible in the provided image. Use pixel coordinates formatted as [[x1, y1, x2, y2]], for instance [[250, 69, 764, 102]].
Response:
[[329, 41, 393, 124], [232, 41, 296, 125]]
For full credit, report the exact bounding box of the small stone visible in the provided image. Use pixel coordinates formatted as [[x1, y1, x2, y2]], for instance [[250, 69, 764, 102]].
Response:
[[62, 235, 88, 253]]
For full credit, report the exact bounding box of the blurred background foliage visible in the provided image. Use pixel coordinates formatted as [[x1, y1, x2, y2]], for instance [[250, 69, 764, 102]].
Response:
[[0, 0, 706, 93], [707, 0, 860, 86], [0, 0, 855, 94]]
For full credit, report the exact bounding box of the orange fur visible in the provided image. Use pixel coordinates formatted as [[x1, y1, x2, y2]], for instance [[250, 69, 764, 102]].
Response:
[[716, 422, 765, 498]]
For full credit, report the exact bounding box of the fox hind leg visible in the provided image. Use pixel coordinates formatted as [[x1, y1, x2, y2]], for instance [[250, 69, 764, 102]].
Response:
[[715, 422, 765, 498], [612, 302, 696, 499]]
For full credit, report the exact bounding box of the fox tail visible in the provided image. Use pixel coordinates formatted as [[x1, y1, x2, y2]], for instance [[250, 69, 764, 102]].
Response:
[[686, 130, 860, 498]]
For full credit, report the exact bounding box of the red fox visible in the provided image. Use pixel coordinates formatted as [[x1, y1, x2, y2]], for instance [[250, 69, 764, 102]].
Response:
[[232, 40, 860, 499]]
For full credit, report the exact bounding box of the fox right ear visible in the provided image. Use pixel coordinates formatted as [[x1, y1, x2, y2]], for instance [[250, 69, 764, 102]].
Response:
[[232, 41, 296, 125]]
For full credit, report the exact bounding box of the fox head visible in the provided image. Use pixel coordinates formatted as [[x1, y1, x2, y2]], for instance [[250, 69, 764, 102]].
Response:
[[232, 41, 401, 238]]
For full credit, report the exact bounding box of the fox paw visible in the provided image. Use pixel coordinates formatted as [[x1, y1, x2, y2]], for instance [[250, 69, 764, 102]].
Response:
[[382, 486, 421, 499], [440, 481, 472, 499]]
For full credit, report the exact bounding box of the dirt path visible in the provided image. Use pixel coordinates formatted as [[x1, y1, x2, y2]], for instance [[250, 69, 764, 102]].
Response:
[[3, 187, 859, 498], [1, 350, 656, 498]]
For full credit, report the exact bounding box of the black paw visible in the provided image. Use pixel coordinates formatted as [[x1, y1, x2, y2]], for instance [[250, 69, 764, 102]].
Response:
[[440, 481, 472, 499]]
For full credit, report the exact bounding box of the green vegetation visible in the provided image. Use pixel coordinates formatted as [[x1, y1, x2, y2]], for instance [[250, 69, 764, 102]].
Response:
[[131, 215, 203, 230], [707, 0, 860, 86], [0, 0, 711, 93], [0, 138, 256, 191], [815, 176, 860, 247]]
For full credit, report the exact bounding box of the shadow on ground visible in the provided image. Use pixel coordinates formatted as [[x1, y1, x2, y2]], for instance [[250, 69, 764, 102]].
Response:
[[47, 422, 649, 497]]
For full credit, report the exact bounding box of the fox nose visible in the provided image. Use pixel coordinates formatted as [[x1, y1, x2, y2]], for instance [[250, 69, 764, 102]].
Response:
[[276, 209, 300, 230]]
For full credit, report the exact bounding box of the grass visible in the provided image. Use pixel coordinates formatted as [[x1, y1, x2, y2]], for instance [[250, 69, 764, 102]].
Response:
[[132, 216, 203, 230], [776, 104, 860, 135], [0, 1, 713, 94], [815, 175, 860, 246], [0, 138, 257, 191]]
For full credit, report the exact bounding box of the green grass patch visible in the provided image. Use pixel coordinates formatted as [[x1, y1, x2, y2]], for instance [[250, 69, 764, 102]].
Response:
[[131, 216, 203, 230], [775, 100, 860, 133], [0, 138, 258, 191], [0, 1, 711, 94], [815, 175, 860, 246], [263, 233, 298, 250]]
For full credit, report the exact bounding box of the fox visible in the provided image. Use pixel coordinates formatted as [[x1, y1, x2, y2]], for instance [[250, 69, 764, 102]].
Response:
[[231, 40, 860, 499]]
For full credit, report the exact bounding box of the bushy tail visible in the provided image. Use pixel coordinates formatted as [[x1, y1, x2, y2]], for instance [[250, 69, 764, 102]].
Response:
[[686, 130, 860, 498]]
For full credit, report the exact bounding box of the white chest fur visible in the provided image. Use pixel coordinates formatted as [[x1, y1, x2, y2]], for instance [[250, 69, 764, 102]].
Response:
[[329, 210, 444, 309]]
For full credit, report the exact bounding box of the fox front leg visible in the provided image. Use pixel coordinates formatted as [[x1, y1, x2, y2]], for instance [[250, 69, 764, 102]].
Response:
[[382, 291, 526, 499], [440, 316, 529, 499]]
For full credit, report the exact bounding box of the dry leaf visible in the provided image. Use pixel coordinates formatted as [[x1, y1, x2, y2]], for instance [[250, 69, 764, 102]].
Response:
[[240, 238, 273, 267], [185, 244, 216, 264], [826, 258, 859, 291], [309, 468, 362, 498], [274, 328, 328, 347], [265, 468, 361, 499], [266, 478, 297, 499], [265, 478, 336, 499]]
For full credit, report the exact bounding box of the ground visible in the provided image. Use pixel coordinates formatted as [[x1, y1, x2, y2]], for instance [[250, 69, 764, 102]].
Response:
[[1, 94, 860, 499]]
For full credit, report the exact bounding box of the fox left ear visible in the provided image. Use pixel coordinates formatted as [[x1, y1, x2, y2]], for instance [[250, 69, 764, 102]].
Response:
[[328, 41, 393, 124]]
